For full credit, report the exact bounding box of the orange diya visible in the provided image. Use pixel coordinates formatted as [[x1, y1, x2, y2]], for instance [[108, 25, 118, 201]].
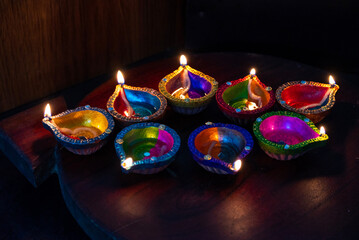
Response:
[[107, 70, 167, 125], [216, 69, 275, 124], [276, 75, 339, 123], [42, 104, 114, 155]]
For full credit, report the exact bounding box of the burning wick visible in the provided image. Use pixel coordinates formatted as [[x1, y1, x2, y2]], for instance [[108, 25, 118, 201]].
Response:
[[329, 75, 336, 87], [122, 157, 133, 170], [231, 159, 242, 172], [117, 70, 134, 117], [247, 68, 262, 108], [319, 126, 326, 136], [44, 103, 51, 119], [171, 55, 191, 99]]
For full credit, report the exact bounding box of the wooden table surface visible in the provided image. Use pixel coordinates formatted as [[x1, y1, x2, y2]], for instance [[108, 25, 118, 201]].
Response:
[[55, 53, 359, 239], [1, 52, 358, 240]]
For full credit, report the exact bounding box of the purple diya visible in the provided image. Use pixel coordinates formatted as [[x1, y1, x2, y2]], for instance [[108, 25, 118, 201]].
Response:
[[188, 122, 253, 175], [43, 104, 115, 155], [158, 55, 218, 114], [107, 71, 167, 125], [115, 122, 180, 174], [216, 69, 275, 124], [253, 111, 328, 160], [276, 76, 339, 123]]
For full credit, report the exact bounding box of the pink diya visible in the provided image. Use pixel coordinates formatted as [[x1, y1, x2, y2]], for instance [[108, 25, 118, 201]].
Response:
[[158, 55, 218, 114], [253, 111, 328, 160], [115, 122, 180, 174], [42, 104, 115, 155], [216, 69, 275, 124], [276, 76, 339, 123], [107, 70, 167, 125]]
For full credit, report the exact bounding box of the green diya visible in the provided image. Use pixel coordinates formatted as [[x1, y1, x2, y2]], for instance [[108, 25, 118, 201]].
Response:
[[253, 111, 328, 160], [158, 55, 218, 114]]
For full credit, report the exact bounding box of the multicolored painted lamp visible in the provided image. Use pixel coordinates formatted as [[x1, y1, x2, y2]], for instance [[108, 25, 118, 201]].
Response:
[[253, 111, 328, 160], [188, 122, 253, 174], [42, 104, 115, 155], [107, 70, 167, 125], [158, 55, 218, 114], [216, 69, 275, 124], [115, 122, 181, 174], [276, 75, 339, 123]]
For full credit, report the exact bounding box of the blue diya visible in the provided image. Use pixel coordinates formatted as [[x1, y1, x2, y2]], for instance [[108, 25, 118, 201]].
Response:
[[253, 111, 328, 160], [115, 122, 181, 174], [43, 105, 115, 155], [158, 55, 218, 114], [107, 71, 167, 125], [188, 122, 253, 175]]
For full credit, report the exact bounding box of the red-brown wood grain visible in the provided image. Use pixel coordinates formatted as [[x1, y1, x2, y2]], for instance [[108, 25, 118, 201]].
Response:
[[0, 96, 67, 187], [56, 53, 359, 239], [0, 0, 184, 113]]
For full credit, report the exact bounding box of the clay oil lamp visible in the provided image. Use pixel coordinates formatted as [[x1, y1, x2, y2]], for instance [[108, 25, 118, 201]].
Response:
[[115, 122, 181, 174], [107, 70, 167, 125], [276, 75, 339, 123], [158, 55, 218, 114], [188, 122, 253, 174], [216, 68, 275, 124], [253, 111, 328, 160], [42, 104, 115, 155]]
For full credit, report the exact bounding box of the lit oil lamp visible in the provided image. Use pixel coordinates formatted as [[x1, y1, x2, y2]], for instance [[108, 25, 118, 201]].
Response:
[[188, 122, 253, 174], [115, 122, 181, 174], [253, 111, 328, 160], [42, 104, 115, 155], [107, 70, 167, 124], [158, 55, 218, 114], [216, 68, 275, 124], [276, 75, 339, 123]]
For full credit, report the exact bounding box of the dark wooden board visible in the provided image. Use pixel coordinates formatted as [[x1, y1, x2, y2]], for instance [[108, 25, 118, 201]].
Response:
[[56, 53, 359, 239], [0, 96, 67, 187]]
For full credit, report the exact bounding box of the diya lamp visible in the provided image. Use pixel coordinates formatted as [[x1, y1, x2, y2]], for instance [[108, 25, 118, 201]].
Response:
[[158, 55, 218, 114], [188, 122, 253, 175], [107, 70, 167, 125], [115, 122, 181, 174], [42, 104, 115, 155], [253, 111, 328, 160], [216, 68, 275, 124], [276, 75, 339, 123]]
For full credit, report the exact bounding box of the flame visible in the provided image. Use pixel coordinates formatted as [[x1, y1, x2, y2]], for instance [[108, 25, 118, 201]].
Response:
[[44, 103, 51, 118], [320, 126, 326, 135], [329, 75, 335, 85], [247, 101, 258, 110], [117, 70, 125, 85], [250, 68, 256, 75], [124, 110, 129, 117], [180, 55, 187, 66], [233, 159, 242, 171], [122, 157, 133, 170]]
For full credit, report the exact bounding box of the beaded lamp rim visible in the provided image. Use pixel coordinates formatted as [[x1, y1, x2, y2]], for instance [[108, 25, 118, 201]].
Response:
[[188, 122, 254, 173], [114, 122, 181, 170], [42, 105, 115, 146], [252, 111, 328, 152], [158, 65, 218, 107], [275, 81, 339, 114], [216, 75, 275, 117], [107, 85, 167, 123]]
